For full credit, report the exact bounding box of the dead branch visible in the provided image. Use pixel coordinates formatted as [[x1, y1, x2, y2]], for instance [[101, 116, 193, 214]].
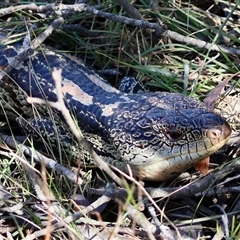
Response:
[[1, 134, 83, 185]]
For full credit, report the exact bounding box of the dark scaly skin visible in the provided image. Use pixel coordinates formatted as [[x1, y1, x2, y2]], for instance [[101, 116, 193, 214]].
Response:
[[0, 44, 231, 181]]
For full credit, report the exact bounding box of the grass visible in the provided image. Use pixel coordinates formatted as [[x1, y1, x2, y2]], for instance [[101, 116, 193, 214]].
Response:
[[0, 0, 239, 239]]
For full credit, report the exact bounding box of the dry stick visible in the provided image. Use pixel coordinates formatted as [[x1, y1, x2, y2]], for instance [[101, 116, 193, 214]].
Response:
[[102, 2, 240, 55], [2, 3, 240, 55], [115, 0, 240, 55], [125, 204, 160, 240], [211, 205, 229, 238], [89, 2, 240, 55], [111, 166, 182, 239], [1, 134, 83, 184], [0, 3, 165, 34], [22, 160, 55, 202], [88, 164, 239, 199], [0, 17, 64, 81], [116, 0, 164, 40], [23, 195, 112, 240], [83, 4, 165, 33], [147, 167, 233, 200], [21, 160, 55, 240], [146, 204, 181, 240], [88, 162, 233, 235], [27, 68, 123, 187], [165, 30, 240, 55], [0, 3, 56, 17], [31, 18, 64, 49], [0, 147, 68, 226]]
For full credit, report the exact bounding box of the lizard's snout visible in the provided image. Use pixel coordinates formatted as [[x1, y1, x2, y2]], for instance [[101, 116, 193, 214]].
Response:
[[207, 122, 231, 142]]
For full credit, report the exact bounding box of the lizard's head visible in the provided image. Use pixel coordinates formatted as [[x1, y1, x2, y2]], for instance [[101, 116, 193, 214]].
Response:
[[109, 92, 231, 181]]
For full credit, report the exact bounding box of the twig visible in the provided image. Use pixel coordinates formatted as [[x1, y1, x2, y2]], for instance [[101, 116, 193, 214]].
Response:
[[23, 195, 111, 240], [165, 30, 240, 55], [21, 160, 55, 240], [126, 203, 160, 240], [146, 203, 177, 240], [2, 2, 240, 56], [83, 4, 165, 33], [111, 165, 182, 239], [147, 173, 231, 200], [1, 134, 83, 185], [0, 3, 56, 17], [31, 17, 64, 49], [210, 205, 229, 238], [0, 3, 166, 35]]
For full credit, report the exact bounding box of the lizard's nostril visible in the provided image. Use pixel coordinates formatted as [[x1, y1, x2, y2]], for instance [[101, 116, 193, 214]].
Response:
[[207, 129, 222, 139]]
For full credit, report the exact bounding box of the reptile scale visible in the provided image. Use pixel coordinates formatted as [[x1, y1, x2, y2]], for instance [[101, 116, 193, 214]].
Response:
[[0, 43, 231, 181]]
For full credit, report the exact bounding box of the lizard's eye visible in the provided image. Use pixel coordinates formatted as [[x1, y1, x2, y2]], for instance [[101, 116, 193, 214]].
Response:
[[166, 131, 183, 140]]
